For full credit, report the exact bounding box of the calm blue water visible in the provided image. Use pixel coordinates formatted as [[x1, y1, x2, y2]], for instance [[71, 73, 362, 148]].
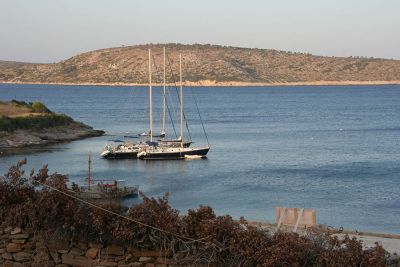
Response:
[[1, 83, 399, 233]]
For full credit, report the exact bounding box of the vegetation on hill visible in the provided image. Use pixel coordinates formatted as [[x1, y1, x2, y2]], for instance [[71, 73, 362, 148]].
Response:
[[0, 160, 388, 266], [1, 44, 400, 85], [0, 113, 74, 132], [10, 100, 51, 113]]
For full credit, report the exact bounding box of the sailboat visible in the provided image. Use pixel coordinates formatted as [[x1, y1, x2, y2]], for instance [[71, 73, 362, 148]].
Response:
[[137, 54, 210, 160], [101, 48, 156, 159], [157, 47, 192, 148], [101, 47, 199, 159]]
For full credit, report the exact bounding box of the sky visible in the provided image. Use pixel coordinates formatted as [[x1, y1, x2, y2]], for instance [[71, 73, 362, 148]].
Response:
[[0, 0, 399, 63]]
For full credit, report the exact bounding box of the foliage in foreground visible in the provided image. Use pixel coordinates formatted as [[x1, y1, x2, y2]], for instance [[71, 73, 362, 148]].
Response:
[[0, 160, 388, 266]]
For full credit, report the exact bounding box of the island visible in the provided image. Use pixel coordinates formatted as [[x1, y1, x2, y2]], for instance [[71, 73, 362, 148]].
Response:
[[1, 44, 400, 86], [0, 100, 104, 150]]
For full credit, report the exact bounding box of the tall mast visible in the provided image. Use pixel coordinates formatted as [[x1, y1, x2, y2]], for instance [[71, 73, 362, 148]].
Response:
[[180, 54, 184, 147], [162, 47, 166, 135], [88, 152, 91, 190], [149, 48, 153, 142]]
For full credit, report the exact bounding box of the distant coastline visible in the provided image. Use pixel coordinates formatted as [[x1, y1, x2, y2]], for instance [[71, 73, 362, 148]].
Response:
[[2, 44, 400, 87], [2, 80, 400, 87]]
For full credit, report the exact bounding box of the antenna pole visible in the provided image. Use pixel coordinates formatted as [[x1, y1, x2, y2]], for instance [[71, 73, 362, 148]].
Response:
[[149, 48, 153, 142], [180, 54, 184, 147]]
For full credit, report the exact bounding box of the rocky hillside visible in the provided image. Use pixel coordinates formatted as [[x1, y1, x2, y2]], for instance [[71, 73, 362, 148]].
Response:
[[1, 44, 400, 85]]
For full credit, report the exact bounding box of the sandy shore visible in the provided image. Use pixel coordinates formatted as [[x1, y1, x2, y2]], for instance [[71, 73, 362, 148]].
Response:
[[248, 220, 400, 255], [2, 80, 400, 87]]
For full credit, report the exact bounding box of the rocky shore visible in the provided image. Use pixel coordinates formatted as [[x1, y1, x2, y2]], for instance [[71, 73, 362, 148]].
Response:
[[0, 122, 104, 150]]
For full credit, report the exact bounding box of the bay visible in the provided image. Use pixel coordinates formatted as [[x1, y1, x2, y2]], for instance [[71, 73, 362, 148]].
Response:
[[0, 83, 399, 233]]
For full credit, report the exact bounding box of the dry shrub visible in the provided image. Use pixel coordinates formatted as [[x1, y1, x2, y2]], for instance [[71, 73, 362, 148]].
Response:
[[316, 235, 387, 267], [0, 160, 388, 266]]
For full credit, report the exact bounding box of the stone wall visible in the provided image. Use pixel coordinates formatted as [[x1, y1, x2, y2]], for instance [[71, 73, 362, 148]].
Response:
[[2, 224, 400, 267], [0, 225, 199, 267]]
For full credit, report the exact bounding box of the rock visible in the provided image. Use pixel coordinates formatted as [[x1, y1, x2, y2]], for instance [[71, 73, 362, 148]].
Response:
[[35, 240, 46, 249], [139, 256, 155, 263], [75, 241, 88, 250], [57, 249, 69, 254], [6, 242, 22, 253], [89, 242, 103, 249], [31, 260, 56, 267], [85, 247, 98, 259], [22, 241, 34, 249], [61, 253, 92, 267], [388, 255, 400, 265], [48, 239, 69, 251], [34, 247, 50, 262], [125, 253, 136, 261], [156, 257, 175, 265], [55, 264, 70, 267], [118, 259, 127, 265], [115, 255, 125, 261], [3, 260, 25, 267], [49, 250, 61, 264], [2, 252, 13, 260], [10, 227, 22, 235], [98, 261, 117, 267], [131, 263, 143, 266], [13, 251, 33, 262], [11, 233, 29, 239], [0, 248, 5, 253], [134, 250, 164, 257], [4, 226, 13, 233], [144, 264, 155, 267], [69, 247, 84, 256], [12, 239, 27, 244], [102, 255, 116, 260], [1, 234, 10, 240], [103, 244, 124, 256]]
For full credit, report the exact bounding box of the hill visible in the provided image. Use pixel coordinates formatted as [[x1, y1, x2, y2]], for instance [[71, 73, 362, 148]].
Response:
[[1, 44, 400, 85]]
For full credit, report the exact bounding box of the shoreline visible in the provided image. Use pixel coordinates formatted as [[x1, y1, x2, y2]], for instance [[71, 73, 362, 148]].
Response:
[[248, 220, 400, 255], [1, 80, 400, 87], [0, 124, 104, 151]]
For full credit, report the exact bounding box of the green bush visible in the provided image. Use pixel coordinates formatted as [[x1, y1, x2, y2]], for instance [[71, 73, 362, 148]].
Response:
[[10, 99, 51, 113], [0, 114, 73, 132], [31, 102, 51, 113], [11, 99, 30, 108]]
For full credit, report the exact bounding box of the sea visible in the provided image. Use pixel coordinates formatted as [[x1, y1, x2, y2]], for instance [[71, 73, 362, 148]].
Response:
[[0, 83, 399, 234]]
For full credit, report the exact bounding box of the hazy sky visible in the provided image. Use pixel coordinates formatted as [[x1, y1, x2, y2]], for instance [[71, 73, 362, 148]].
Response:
[[1, 0, 399, 63]]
